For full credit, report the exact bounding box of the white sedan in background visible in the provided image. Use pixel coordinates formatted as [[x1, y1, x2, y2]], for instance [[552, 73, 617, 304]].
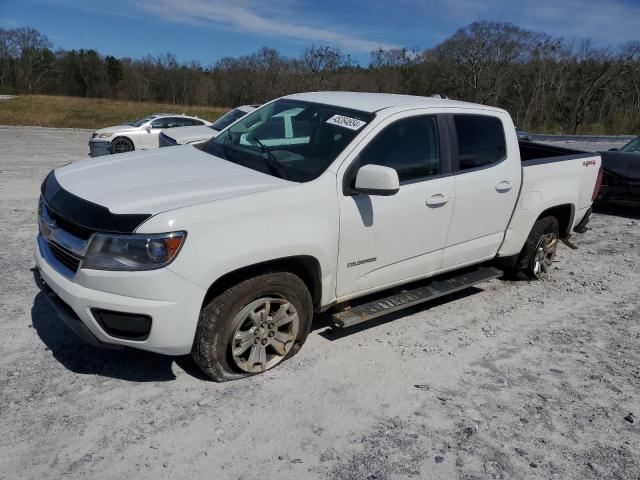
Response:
[[159, 105, 258, 147], [89, 113, 212, 157]]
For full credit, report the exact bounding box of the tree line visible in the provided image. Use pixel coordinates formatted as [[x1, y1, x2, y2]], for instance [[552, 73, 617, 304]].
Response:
[[1, 22, 639, 134]]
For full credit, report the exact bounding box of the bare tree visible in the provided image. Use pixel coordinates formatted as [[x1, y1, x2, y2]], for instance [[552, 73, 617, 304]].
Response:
[[1, 25, 638, 134], [11, 27, 53, 92]]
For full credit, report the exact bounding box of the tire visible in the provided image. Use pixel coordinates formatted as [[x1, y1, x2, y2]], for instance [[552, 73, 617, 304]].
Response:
[[111, 137, 134, 154], [512, 216, 560, 279], [192, 272, 313, 382]]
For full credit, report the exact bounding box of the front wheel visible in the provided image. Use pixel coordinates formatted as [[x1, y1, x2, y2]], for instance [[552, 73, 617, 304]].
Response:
[[112, 137, 134, 154], [513, 216, 560, 279], [192, 272, 313, 382]]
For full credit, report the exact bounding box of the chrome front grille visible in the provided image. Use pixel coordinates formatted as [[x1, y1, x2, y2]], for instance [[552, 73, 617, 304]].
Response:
[[47, 207, 93, 240], [48, 242, 81, 272], [38, 197, 90, 275]]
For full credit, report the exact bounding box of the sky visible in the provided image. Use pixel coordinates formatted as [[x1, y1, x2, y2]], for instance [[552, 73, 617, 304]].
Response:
[[1, 0, 639, 65]]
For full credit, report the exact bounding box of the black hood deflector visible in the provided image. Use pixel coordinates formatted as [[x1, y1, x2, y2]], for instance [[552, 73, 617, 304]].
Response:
[[41, 170, 152, 234]]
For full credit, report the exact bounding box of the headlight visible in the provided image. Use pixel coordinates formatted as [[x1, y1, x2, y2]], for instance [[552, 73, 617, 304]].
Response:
[[98, 132, 113, 138], [82, 231, 186, 271]]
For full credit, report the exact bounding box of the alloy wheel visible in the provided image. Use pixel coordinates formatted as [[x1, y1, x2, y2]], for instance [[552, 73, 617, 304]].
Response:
[[532, 232, 558, 277], [230, 297, 299, 373], [113, 139, 132, 153]]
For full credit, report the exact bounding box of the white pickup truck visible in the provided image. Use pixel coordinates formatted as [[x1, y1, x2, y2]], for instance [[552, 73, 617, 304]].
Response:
[[34, 92, 602, 381]]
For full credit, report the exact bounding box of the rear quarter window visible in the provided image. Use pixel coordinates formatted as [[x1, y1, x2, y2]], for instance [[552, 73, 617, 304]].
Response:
[[454, 115, 506, 171]]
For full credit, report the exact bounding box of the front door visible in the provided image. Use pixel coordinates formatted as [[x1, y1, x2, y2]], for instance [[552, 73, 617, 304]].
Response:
[[142, 117, 183, 149], [336, 114, 455, 298]]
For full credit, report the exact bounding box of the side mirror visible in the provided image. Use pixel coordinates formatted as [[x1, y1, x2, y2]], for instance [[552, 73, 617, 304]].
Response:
[[608, 147, 619, 151], [354, 165, 399, 196], [145, 126, 152, 133]]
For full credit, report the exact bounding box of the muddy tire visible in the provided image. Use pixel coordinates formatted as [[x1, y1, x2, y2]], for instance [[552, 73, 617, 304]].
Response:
[[192, 272, 313, 382], [512, 216, 560, 279], [112, 137, 134, 154]]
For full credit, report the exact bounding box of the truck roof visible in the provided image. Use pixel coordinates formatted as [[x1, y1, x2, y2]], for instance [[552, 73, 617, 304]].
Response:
[[283, 91, 505, 114]]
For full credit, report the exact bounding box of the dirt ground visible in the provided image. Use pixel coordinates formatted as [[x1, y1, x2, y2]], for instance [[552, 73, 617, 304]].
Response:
[[0, 126, 638, 480]]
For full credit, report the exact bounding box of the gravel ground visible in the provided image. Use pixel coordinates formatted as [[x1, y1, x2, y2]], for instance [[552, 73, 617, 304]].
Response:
[[1, 126, 638, 479]]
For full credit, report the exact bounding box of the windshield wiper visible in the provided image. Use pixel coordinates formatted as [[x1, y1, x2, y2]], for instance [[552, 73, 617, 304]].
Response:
[[246, 134, 286, 179]]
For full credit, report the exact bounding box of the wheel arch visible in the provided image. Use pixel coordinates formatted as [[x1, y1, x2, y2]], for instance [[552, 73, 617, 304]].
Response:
[[496, 202, 575, 269], [201, 255, 323, 312], [536, 203, 574, 238]]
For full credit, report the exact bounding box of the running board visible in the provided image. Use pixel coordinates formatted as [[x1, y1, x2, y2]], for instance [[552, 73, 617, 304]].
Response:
[[332, 266, 503, 328]]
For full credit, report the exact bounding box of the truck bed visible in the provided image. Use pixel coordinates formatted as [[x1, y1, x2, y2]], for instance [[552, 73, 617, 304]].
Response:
[[496, 141, 601, 259], [518, 140, 595, 165]]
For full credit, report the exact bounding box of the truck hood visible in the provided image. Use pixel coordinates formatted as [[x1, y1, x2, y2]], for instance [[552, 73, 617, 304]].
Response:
[[164, 125, 219, 144], [54, 145, 291, 215]]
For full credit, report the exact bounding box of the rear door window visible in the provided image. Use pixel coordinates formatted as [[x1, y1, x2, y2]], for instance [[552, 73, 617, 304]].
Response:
[[150, 118, 168, 129], [154, 117, 190, 128], [167, 117, 187, 128], [453, 115, 506, 171]]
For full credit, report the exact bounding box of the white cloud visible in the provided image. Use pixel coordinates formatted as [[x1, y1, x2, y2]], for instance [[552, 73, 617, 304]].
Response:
[[137, 0, 398, 52]]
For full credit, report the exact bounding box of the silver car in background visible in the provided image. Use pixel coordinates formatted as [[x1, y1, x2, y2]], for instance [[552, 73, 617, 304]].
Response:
[[89, 113, 211, 157], [159, 105, 259, 147]]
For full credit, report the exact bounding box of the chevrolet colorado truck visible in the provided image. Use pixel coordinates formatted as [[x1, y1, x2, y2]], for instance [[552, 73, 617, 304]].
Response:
[[34, 92, 602, 381]]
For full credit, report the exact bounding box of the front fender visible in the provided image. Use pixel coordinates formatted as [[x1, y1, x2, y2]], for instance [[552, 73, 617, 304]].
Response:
[[137, 174, 340, 307]]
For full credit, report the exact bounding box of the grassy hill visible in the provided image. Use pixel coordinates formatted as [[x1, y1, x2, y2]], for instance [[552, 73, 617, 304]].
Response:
[[0, 95, 227, 129]]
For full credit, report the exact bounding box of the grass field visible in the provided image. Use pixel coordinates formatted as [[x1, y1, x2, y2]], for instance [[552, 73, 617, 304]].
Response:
[[0, 95, 227, 129]]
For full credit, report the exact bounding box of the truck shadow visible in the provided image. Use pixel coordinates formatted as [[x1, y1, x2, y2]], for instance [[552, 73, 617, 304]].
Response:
[[312, 287, 483, 341], [31, 285, 490, 380], [30, 292, 199, 382]]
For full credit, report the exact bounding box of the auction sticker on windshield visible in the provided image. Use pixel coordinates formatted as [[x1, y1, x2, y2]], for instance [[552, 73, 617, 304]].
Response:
[[326, 114, 367, 131]]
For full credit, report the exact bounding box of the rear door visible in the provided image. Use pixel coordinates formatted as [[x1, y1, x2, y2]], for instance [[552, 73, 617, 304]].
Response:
[[336, 112, 455, 297], [443, 112, 521, 268]]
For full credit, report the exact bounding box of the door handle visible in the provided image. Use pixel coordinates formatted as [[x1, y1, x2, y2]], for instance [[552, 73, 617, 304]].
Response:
[[495, 181, 512, 192], [426, 194, 450, 206]]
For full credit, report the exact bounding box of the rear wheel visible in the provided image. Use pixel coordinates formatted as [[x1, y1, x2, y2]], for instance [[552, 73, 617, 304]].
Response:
[[513, 216, 560, 279], [192, 272, 313, 382], [112, 137, 134, 154]]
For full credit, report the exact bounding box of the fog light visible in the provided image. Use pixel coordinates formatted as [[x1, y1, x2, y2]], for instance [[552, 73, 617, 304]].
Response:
[[91, 308, 152, 340]]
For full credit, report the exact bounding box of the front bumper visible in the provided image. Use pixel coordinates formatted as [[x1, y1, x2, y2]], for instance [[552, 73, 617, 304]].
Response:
[[34, 236, 206, 355], [89, 140, 112, 157], [34, 268, 120, 349]]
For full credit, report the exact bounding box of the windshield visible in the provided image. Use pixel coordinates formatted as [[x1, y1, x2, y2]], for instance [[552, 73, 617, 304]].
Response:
[[127, 115, 156, 127], [210, 108, 249, 131], [621, 136, 640, 153], [202, 99, 374, 182]]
